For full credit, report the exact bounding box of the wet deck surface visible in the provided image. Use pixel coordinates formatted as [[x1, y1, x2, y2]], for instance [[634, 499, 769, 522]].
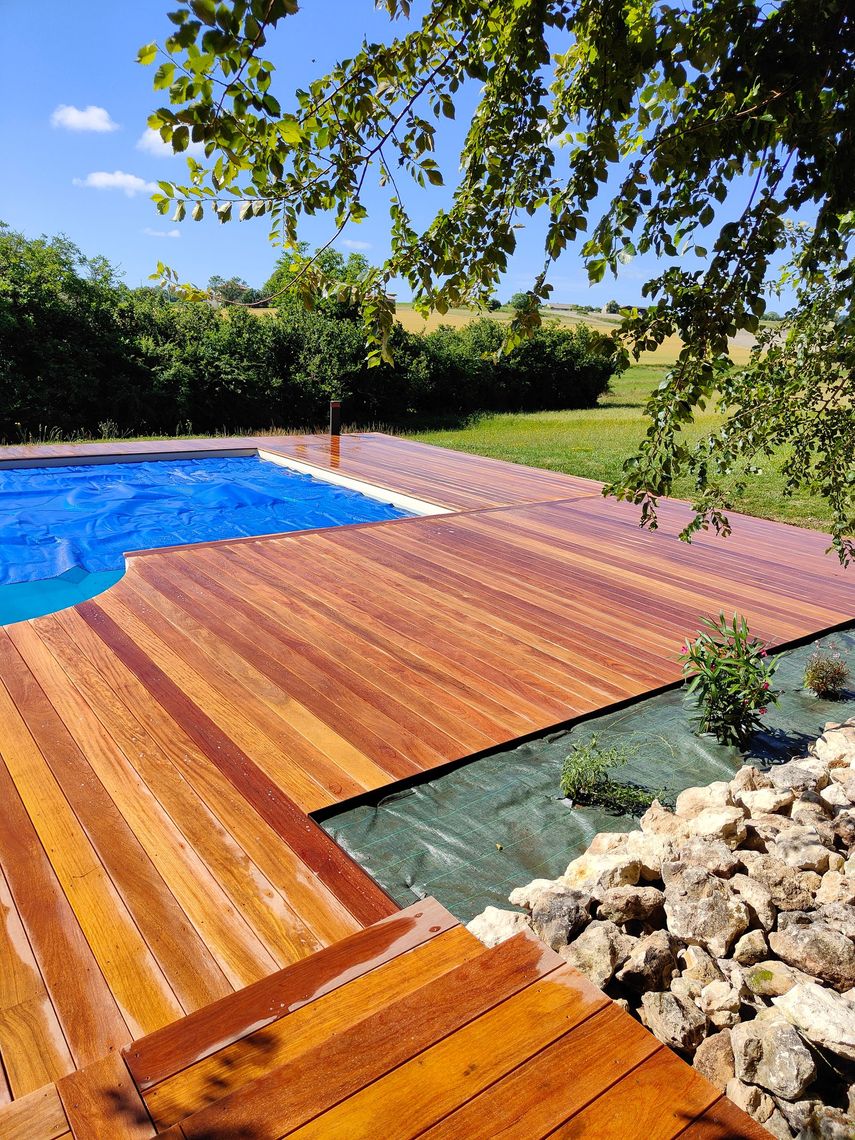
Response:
[[0, 432, 851, 1132]]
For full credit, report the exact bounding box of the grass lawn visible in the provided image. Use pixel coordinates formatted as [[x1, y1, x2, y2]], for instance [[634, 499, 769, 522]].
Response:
[[405, 363, 834, 534]]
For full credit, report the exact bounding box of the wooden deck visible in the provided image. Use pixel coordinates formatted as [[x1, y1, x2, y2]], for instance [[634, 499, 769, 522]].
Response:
[[0, 432, 852, 1133], [1, 900, 768, 1139]]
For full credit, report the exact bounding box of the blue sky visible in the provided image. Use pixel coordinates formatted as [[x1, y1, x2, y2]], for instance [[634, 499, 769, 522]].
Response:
[[0, 1, 793, 309]]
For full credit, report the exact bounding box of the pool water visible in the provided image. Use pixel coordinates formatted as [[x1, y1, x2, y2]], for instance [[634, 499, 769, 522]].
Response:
[[0, 454, 413, 625]]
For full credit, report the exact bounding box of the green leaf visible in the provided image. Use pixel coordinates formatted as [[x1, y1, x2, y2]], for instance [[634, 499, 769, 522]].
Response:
[[137, 42, 158, 65], [189, 0, 216, 26]]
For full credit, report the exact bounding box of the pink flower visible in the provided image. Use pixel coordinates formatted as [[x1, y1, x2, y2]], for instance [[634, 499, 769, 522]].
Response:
[[762, 681, 770, 690], [680, 644, 688, 654], [760, 649, 767, 657], [759, 707, 767, 716]]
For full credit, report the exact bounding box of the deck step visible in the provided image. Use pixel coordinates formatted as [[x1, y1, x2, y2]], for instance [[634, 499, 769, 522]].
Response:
[[139, 914, 768, 1140], [7, 898, 769, 1138], [122, 896, 459, 1095]]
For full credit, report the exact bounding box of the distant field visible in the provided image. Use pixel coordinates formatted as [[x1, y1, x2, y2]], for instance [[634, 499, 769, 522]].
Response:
[[393, 303, 756, 366]]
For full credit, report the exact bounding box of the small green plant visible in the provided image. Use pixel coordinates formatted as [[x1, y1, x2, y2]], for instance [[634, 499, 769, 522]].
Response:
[[679, 612, 779, 747], [560, 735, 662, 815], [804, 646, 850, 699]]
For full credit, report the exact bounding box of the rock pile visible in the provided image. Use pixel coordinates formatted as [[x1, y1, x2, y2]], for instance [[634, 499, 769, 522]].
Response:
[[468, 719, 855, 1138]]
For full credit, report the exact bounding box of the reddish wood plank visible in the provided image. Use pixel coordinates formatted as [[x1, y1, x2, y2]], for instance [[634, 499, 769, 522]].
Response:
[[419, 1001, 660, 1139], [0, 743, 131, 1072], [676, 1095, 771, 1138], [75, 601, 397, 929], [285, 959, 609, 1140], [549, 1045, 720, 1138], [57, 1053, 155, 1140], [0, 633, 230, 1014], [144, 925, 481, 1128], [124, 898, 458, 1092], [0, 1083, 69, 1140], [177, 931, 568, 1139], [48, 607, 359, 952]]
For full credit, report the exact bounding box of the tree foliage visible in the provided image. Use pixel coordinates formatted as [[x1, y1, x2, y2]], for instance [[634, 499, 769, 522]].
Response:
[[262, 243, 370, 309], [142, 0, 854, 558], [207, 274, 262, 303], [0, 224, 617, 439]]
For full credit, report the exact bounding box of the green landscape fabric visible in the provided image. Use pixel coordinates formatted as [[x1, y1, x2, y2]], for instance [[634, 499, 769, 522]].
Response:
[[322, 628, 855, 924]]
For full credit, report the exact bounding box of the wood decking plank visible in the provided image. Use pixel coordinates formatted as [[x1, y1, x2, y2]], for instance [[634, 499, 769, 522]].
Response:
[[178, 548, 496, 754], [278, 531, 621, 713], [124, 560, 413, 789], [57, 1053, 155, 1140], [0, 865, 74, 1097], [177, 931, 568, 1139], [245, 536, 575, 723], [144, 925, 481, 1128], [0, 671, 183, 1038], [548, 1044, 719, 1138], [0, 998, 74, 1099], [325, 524, 670, 686], [676, 1095, 771, 1138], [6, 621, 281, 993], [49, 608, 360, 951], [117, 554, 459, 778], [130, 551, 419, 777], [284, 959, 609, 1140], [24, 617, 325, 972], [0, 1083, 70, 1140], [90, 588, 355, 810], [124, 898, 459, 1092], [74, 602, 398, 928], [214, 539, 529, 735], [418, 1001, 659, 1139], [0, 747, 131, 1071], [0, 633, 227, 1017]]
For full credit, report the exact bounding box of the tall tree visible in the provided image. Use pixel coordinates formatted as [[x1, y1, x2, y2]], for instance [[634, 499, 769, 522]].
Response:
[[141, 0, 854, 560]]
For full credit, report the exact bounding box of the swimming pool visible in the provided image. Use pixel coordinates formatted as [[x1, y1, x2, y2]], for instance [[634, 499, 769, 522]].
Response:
[[0, 453, 419, 625]]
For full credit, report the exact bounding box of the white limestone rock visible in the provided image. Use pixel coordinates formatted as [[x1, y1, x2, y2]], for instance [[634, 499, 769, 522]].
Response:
[[675, 781, 733, 818], [466, 906, 531, 948], [698, 979, 742, 1029], [559, 919, 634, 989], [774, 982, 855, 1063], [737, 786, 795, 816], [769, 826, 833, 874], [639, 989, 706, 1054], [561, 850, 641, 894], [733, 929, 769, 966], [685, 806, 748, 849], [730, 1018, 816, 1100], [663, 864, 749, 958]]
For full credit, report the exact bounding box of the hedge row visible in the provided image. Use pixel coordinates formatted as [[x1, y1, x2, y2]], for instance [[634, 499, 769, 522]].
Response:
[[0, 226, 620, 439]]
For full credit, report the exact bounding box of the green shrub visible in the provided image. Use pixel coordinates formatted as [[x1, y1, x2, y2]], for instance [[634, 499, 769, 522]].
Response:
[[559, 735, 661, 815], [804, 646, 850, 699], [0, 223, 619, 439], [679, 612, 779, 746]]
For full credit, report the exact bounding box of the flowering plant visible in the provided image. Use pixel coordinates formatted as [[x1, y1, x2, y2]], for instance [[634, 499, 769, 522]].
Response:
[[678, 612, 779, 746]]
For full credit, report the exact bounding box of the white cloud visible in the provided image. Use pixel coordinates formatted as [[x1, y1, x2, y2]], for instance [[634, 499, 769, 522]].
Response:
[[72, 170, 158, 197], [343, 238, 372, 251], [51, 104, 119, 132], [136, 127, 205, 158], [143, 227, 181, 239]]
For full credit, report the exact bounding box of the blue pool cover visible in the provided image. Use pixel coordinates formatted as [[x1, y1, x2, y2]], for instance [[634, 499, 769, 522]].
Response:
[[0, 455, 412, 623]]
